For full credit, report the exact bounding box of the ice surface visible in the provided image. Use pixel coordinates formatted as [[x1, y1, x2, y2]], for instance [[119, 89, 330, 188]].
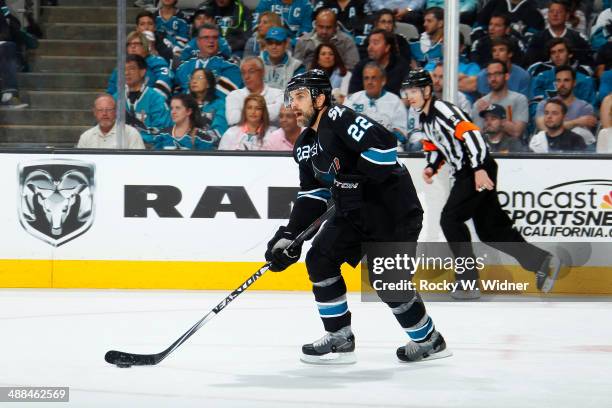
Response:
[[0, 289, 610, 408]]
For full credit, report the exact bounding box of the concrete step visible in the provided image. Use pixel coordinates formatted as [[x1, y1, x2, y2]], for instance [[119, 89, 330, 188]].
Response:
[[29, 39, 117, 57], [23, 90, 101, 109], [29, 55, 116, 74], [0, 125, 86, 145], [0, 109, 93, 126], [39, 6, 141, 24], [18, 72, 108, 90], [58, 0, 123, 6], [43, 23, 122, 41]]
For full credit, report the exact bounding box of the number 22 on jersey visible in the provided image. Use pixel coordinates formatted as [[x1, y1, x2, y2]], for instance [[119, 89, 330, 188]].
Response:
[[348, 116, 373, 142]]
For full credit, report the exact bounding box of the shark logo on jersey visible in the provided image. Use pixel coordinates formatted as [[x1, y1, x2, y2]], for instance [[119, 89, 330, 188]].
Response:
[[17, 160, 96, 247]]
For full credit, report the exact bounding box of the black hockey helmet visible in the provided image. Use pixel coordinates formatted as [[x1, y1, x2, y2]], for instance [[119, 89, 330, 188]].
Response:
[[401, 68, 433, 90], [284, 69, 332, 108]]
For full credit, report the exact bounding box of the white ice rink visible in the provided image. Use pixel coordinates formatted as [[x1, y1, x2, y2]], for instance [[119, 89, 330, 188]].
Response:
[[1, 289, 611, 408]]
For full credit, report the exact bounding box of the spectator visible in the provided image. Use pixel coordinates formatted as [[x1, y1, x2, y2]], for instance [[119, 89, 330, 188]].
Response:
[[144, 94, 219, 149], [425, 33, 480, 101], [594, 41, 612, 84], [293, 9, 360, 70], [314, 0, 371, 44], [589, 6, 611, 52], [225, 56, 284, 126], [262, 105, 302, 150], [524, 0, 592, 68], [175, 23, 243, 96], [106, 31, 173, 99], [77, 94, 144, 149], [529, 98, 586, 153], [310, 43, 352, 104], [597, 93, 612, 153], [243, 11, 282, 58], [0, 1, 26, 108], [425, 0, 477, 26], [349, 29, 410, 95], [469, 13, 526, 68], [428, 61, 472, 113], [154, 0, 189, 54], [179, 7, 233, 62], [189, 68, 228, 136], [478, 104, 525, 153], [198, 0, 251, 54], [473, 59, 529, 140], [472, 0, 545, 43], [344, 62, 407, 141], [476, 37, 530, 97], [136, 10, 174, 63], [359, 9, 411, 60], [219, 94, 278, 150], [252, 0, 313, 45], [116, 55, 172, 136], [534, 66, 597, 146], [409, 7, 443, 67], [529, 38, 596, 106], [261, 26, 306, 90]]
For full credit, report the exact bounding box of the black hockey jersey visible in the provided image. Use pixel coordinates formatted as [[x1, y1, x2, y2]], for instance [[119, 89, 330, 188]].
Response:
[[286, 105, 422, 238]]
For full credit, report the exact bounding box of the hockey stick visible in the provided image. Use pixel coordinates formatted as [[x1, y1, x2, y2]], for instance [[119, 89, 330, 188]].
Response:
[[105, 204, 336, 367]]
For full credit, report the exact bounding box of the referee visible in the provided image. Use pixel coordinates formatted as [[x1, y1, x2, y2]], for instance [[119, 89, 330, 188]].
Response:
[[401, 69, 562, 299]]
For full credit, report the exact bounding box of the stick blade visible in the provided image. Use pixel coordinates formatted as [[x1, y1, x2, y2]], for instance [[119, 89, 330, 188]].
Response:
[[105, 350, 158, 366]]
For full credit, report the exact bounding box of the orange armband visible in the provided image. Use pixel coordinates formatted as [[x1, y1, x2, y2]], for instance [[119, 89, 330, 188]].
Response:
[[455, 121, 480, 141]]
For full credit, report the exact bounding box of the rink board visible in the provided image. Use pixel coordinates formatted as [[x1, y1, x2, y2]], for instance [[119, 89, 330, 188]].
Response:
[[0, 151, 610, 293]]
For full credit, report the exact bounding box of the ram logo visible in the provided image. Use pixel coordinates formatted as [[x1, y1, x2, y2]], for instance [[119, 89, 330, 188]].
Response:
[[18, 160, 95, 247]]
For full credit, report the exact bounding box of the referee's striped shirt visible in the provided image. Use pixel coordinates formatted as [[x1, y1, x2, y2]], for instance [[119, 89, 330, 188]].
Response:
[[420, 97, 489, 173]]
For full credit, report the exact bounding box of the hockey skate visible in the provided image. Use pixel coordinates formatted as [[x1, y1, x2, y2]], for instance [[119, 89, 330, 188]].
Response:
[[396, 330, 452, 362], [300, 326, 356, 365], [536, 254, 563, 293]]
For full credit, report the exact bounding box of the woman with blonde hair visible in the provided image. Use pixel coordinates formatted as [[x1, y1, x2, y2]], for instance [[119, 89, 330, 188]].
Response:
[[219, 94, 278, 150], [106, 30, 173, 98], [244, 11, 283, 58]]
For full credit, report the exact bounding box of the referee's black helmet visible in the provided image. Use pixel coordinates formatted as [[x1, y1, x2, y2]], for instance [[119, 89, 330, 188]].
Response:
[[402, 69, 433, 89]]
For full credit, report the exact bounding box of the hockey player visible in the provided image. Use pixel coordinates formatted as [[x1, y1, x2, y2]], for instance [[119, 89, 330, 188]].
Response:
[[265, 70, 450, 364], [401, 69, 562, 299]]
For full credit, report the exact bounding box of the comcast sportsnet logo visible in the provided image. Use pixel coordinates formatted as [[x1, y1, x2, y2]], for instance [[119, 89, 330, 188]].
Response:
[[601, 191, 612, 209], [499, 179, 612, 239]]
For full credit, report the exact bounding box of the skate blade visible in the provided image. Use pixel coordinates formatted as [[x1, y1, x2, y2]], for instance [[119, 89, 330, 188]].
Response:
[[300, 352, 357, 365], [542, 257, 564, 293], [398, 348, 453, 363]]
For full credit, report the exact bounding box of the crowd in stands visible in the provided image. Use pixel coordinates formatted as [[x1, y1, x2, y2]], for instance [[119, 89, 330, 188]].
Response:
[[13, 0, 607, 153]]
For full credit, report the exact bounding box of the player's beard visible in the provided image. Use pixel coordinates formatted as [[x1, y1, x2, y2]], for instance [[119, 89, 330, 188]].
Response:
[[296, 105, 315, 127]]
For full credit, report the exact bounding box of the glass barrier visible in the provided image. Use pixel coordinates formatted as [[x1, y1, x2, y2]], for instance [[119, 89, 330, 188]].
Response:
[[0, 0, 609, 153]]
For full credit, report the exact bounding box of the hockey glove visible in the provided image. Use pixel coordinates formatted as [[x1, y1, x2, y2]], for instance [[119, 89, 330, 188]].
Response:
[[265, 226, 301, 272], [332, 174, 363, 215]]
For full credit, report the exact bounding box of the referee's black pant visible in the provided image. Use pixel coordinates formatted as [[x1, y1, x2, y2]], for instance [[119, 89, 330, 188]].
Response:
[[440, 157, 548, 281]]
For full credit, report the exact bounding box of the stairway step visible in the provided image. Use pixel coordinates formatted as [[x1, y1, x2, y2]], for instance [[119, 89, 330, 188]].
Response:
[[39, 6, 142, 24], [43, 23, 121, 41], [29, 55, 116, 74], [0, 125, 87, 144], [29, 39, 117, 57], [0, 109, 93, 126], [18, 72, 108, 90], [23, 90, 102, 109], [58, 0, 122, 6]]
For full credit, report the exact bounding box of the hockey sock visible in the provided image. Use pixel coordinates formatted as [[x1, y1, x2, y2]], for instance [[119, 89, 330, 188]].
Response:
[[312, 276, 351, 332], [388, 294, 435, 342]]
